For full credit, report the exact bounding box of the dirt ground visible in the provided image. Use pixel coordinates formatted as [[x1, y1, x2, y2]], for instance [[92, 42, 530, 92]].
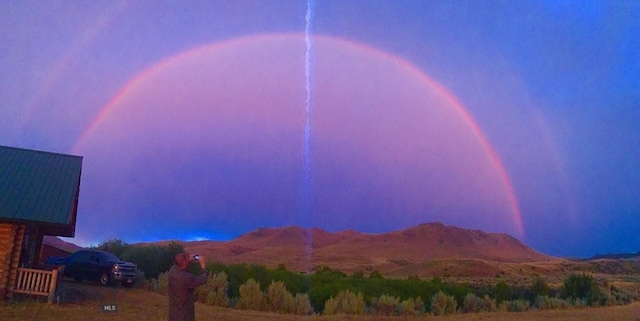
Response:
[[2, 281, 640, 321]]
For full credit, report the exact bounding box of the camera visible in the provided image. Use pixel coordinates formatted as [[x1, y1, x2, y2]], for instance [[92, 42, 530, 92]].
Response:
[[192, 254, 199, 261]]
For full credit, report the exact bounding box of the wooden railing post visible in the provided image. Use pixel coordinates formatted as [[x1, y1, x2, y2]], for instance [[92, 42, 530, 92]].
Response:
[[47, 269, 58, 303]]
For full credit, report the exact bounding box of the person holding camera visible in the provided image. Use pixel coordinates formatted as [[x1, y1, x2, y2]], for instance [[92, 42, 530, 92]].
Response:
[[168, 253, 208, 321]]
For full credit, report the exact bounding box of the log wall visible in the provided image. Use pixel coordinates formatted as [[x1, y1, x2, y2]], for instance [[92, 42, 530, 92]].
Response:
[[0, 223, 25, 301]]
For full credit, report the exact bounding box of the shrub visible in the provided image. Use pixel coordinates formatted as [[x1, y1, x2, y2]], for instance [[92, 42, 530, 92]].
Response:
[[369, 270, 384, 279], [92, 239, 186, 280], [556, 297, 573, 309], [133, 269, 147, 289], [504, 299, 530, 312], [533, 295, 552, 310], [533, 295, 571, 310], [120, 241, 185, 279], [462, 293, 495, 313], [462, 293, 481, 313], [266, 281, 295, 313], [399, 297, 423, 316], [236, 279, 264, 311], [370, 294, 400, 315], [573, 298, 588, 308], [156, 271, 169, 295], [324, 297, 338, 315], [482, 294, 498, 312], [293, 293, 314, 315], [530, 277, 551, 298], [92, 239, 129, 258], [195, 271, 230, 308], [323, 290, 365, 315], [495, 281, 511, 304], [561, 273, 602, 306], [609, 285, 638, 306], [431, 291, 457, 316]]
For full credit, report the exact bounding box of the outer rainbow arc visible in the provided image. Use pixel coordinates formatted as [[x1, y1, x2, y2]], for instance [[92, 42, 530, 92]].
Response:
[[72, 43, 207, 155], [72, 33, 524, 238]]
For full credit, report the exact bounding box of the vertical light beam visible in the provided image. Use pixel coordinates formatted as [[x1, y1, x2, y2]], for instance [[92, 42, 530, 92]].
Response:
[[304, 0, 314, 202], [301, 0, 315, 272]]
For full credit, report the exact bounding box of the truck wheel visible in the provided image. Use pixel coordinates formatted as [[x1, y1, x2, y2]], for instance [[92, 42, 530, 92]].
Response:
[[100, 273, 110, 286]]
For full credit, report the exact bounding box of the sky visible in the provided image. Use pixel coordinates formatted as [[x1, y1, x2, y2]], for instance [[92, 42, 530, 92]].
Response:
[[2, 1, 639, 258]]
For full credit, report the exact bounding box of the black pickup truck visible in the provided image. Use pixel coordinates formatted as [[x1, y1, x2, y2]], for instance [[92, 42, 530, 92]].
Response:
[[45, 249, 137, 286]]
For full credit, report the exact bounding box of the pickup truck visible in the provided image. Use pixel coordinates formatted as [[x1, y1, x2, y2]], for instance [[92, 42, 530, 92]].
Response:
[[45, 249, 137, 286]]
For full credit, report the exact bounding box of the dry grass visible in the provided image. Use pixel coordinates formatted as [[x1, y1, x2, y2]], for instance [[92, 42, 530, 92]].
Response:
[[2, 282, 640, 321]]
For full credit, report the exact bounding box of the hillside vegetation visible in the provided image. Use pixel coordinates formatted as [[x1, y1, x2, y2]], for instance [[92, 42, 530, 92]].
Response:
[[30, 226, 640, 319]]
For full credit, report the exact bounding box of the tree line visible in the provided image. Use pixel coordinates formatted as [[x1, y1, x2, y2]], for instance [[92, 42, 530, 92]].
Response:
[[90, 238, 184, 279], [92, 239, 639, 315]]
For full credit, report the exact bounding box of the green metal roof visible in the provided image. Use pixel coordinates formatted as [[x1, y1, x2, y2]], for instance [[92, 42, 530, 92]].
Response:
[[0, 145, 82, 236]]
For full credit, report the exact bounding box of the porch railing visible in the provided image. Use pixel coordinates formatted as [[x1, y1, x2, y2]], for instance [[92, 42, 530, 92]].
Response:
[[13, 267, 60, 303]]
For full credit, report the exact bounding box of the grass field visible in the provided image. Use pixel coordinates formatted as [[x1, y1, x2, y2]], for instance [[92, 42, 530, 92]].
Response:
[[2, 282, 640, 321]]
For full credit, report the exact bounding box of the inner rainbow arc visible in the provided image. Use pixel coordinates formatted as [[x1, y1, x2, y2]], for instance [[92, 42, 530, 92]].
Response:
[[72, 33, 524, 238], [360, 42, 524, 238]]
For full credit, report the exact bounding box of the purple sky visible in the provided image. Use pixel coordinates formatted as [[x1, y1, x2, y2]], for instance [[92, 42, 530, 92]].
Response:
[[2, 1, 638, 257]]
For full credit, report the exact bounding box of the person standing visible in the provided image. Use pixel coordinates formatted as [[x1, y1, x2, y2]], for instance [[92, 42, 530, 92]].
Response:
[[168, 253, 208, 321]]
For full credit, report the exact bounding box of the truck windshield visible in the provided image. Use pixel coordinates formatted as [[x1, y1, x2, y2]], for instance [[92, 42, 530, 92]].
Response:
[[101, 252, 122, 261]]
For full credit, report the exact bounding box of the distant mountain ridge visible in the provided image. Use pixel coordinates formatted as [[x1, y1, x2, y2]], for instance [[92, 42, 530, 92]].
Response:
[[173, 222, 556, 277], [51, 223, 640, 278], [587, 251, 640, 260]]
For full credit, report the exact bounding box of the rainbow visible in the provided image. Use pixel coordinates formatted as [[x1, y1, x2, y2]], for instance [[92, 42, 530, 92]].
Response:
[[73, 33, 524, 237]]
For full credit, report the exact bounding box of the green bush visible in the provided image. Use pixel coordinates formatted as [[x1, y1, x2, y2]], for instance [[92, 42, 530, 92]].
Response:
[[236, 279, 264, 311], [150, 261, 640, 315], [431, 291, 457, 316], [323, 290, 365, 315], [297, 264, 472, 313], [561, 273, 602, 306], [210, 263, 310, 300], [91, 239, 129, 258], [369, 270, 384, 279], [495, 281, 511, 304], [530, 277, 551, 298], [93, 239, 185, 280], [121, 242, 184, 279]]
